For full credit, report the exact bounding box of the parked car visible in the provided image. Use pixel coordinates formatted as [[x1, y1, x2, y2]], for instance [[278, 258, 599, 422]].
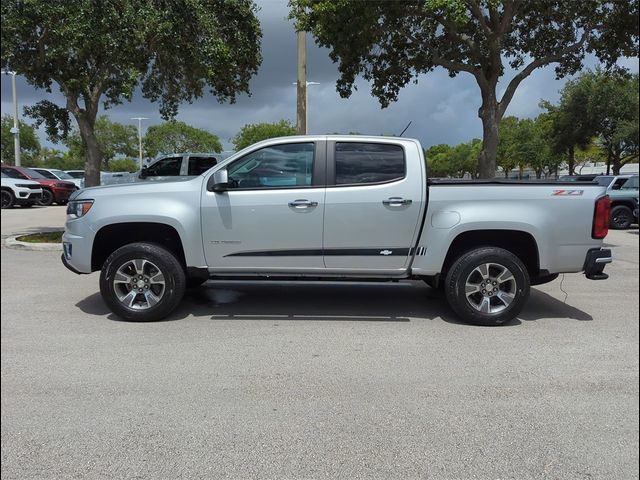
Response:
[[607, 175, 639, 229], [593, 174, 633, 191], [1, 172, 43, 208], [32, 167, 84, 189], [62, 135, 612, 326], [1, 165, 76, 206], [558, 174, 600, 182]]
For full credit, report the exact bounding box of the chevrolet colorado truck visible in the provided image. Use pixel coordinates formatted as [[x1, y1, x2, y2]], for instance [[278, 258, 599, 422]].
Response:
[[62, 136, 613, 326]]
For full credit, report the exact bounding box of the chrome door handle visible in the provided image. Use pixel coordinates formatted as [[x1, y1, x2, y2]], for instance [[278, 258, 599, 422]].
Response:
[[383, 197, 412, 206], [288, 199, 318, 208]]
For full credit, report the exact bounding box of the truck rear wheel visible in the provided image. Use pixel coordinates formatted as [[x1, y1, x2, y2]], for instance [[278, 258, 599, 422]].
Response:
[[444, 247, 530, 326], [99, 242, 186, 322]]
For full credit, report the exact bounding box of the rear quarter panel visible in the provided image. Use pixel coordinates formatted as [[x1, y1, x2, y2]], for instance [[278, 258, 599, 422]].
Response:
[[411, 184, 608, 275]]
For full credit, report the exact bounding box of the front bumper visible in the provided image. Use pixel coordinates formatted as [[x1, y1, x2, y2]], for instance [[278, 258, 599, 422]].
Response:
[[583, 248, 612, 280], [61, 253, 85, 275], [52, 187, 76, 202]]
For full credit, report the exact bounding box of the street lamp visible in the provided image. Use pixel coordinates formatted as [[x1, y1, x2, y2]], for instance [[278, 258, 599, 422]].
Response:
[[4, 70, 21, 166], [131, 117, 148, 169], [292, 81, 320, 134]]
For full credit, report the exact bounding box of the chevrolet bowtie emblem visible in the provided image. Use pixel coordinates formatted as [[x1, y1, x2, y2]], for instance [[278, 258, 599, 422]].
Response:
[[380, 250, 393, 256]]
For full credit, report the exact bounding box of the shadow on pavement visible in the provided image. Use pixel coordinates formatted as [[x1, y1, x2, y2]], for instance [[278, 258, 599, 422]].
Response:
[[75, 281, 594, 325]]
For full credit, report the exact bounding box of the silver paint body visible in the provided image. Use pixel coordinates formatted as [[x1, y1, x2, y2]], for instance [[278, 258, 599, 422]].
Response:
[[63, 135, 607, 277]]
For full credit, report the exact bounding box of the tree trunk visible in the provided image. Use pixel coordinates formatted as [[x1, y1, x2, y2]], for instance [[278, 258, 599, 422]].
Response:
[[568, 146, 575, 175], [478, 98, 499, 179], [75, 115, 102, 187], [612, 155, 622, 175]]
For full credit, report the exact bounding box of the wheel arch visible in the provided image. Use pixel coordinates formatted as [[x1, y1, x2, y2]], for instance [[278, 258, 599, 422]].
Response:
[[92, 222, 187, 272], [441, 229, 540, 279]]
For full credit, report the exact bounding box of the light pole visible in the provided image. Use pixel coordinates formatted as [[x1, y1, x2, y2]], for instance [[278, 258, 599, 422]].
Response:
[[292, 81, 320, 134], [4, 71, 21, 166], [131, 117, 148, 169]]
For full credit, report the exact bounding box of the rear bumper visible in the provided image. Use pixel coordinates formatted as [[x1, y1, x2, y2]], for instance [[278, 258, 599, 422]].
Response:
[[583, 248, 612, 280]]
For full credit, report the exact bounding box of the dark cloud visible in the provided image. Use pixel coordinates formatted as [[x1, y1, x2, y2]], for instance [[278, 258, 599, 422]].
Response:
[[1, 0, 638, 151]]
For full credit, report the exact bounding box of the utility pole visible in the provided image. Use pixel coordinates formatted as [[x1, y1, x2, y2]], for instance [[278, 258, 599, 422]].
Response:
[[131, 117, 148, 169], [5, 71, 21, 166], [296, 30, 307, 135]]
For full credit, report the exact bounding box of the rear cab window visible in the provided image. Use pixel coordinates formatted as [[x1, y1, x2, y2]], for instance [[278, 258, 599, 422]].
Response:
[[333, 142, 405, 185]]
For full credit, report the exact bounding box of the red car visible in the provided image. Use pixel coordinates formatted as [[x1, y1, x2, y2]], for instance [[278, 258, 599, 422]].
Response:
[[1, 165, 77, 206]]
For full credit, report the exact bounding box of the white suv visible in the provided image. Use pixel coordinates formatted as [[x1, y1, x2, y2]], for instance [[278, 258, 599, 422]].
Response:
[[1, 172, 43, 208]]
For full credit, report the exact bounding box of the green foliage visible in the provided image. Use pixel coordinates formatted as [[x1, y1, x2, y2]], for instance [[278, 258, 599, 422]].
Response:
[[1, 0, 262, 185], [143, 121, 222, 158], [424, 140, 480, 178], [35, 148, 84, 171], [291, 0, 639, 177], [64, 116, 138, 169], [232, 120, 297, 150], [545, 69, 639, 174], [107, 159, 139, 173], [0, 115, 41, 165]]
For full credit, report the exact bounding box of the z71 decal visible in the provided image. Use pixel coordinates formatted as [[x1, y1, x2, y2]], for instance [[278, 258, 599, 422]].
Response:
[[552, 190, 584, 196]]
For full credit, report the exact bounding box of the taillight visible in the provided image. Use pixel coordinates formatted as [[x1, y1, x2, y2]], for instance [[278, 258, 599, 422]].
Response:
[[592, 196, 611, 239]]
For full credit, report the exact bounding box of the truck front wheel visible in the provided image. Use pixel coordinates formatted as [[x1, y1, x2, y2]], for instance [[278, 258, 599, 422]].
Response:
[[444, 247, 530, 326], [99, 242, 186, 322]]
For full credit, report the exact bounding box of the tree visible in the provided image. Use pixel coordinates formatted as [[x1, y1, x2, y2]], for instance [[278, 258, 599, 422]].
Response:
[[497, 116, 519, 178], [1, 1, 262, 186], [0, 115, 41, 165], [107, 159, 139, 173], [232, 120, 297, 150], [291, 0, 639, 178], [589, 72, 639, 174], [64, 116, 138, 170], [144, 121, 222, 158]]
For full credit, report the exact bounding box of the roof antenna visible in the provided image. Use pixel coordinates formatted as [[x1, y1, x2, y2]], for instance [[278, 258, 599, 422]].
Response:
[[398, 121, 412, 137]]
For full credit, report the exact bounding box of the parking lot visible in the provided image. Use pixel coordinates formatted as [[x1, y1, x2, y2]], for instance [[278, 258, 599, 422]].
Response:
[[1, 206, 638, 479]]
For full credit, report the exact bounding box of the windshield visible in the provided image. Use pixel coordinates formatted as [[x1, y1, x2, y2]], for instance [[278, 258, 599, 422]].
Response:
[[622, 176, 639, 189], [1, 168, 28, 180], [50, 169, 74, 179], [34, 169, 58, 179], [66, 171, 84, 179], [594, 176, 613, 186], [22, 168, 46, 179]]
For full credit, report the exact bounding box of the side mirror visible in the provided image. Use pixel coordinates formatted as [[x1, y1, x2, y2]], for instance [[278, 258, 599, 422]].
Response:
[[139, 167, 148, 179], [207, 169, 229, 192]]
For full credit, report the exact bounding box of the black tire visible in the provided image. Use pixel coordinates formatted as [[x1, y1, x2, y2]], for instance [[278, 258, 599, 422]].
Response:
[[37, 189, 54, 206], [56, 200, 68, 206], [99, 242, 186, 322], [1, 189, 14, 209], [186, 277, 208, 289], [610, 205, 633, 230], [444, 247, 530, 326]]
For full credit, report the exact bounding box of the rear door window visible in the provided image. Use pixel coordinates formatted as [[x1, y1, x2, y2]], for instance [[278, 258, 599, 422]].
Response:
[[334, 143, 405, 185], [188, 156, 217, 175]]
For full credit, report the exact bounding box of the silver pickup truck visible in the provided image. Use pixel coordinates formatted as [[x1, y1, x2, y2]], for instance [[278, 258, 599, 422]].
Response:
[[62, 136, 612, 326]]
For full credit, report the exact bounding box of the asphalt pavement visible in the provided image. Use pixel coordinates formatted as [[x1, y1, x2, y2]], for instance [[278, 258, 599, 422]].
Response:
[[1, 206, 638, 479]]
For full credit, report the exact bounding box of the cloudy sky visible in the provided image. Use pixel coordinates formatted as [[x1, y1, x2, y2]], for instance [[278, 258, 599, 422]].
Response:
[[1, 0, 638, 151]]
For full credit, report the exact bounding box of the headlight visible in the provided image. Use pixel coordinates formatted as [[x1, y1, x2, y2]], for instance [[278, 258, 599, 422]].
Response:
[[55, 182, 71, 188], [66, 199, 94, 218]]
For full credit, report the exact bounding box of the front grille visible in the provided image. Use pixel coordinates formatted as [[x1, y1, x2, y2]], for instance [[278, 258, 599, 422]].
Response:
[[16, 184, 41, 190]]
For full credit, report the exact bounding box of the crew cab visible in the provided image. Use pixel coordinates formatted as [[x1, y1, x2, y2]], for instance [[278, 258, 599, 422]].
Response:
[[62, 136, 612, 326]]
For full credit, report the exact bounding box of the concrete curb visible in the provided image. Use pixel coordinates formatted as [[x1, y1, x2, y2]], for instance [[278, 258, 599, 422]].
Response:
[[4, 234, 63, 251]]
